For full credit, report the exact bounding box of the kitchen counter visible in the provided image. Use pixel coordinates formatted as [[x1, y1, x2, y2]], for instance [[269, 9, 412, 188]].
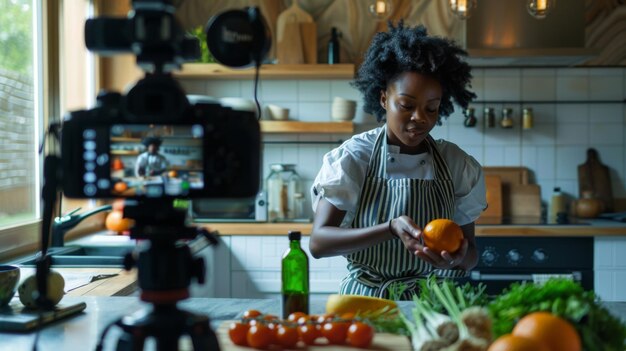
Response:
[[1, 296, 625, 350], [198, 219, 626, 236]]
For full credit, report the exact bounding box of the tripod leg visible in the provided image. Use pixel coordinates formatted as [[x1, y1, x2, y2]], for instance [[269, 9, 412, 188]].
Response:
[[116, 332, 146, 351], [190, 332, 220, 351]]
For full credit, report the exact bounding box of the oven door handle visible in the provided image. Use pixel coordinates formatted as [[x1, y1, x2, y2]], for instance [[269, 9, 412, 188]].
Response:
[[470, 271, 582, 281]]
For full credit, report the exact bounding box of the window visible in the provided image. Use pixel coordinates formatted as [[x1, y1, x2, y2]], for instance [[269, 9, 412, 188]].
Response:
[[0, 0, 94, 260], [0, 0, 43, 259]]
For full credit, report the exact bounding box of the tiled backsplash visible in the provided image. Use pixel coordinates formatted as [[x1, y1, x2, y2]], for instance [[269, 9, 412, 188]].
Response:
[[179, 67, 626, 218]]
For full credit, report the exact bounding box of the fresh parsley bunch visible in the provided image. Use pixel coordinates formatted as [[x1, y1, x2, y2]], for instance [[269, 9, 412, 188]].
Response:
[[488, 279, 626, 351]]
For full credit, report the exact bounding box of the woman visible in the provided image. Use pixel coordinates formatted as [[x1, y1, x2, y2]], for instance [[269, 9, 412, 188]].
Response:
[[135, 137, 169, 177], [309, 22, 486, 299]]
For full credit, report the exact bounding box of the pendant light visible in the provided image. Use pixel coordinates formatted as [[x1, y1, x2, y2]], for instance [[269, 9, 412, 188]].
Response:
[[527, 0, 556, 19], [368, 0, 393, 20], [449, 0, 477, 20]]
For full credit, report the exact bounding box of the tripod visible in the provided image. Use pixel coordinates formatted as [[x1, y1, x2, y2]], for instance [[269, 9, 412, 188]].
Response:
[[102, 201, 220, 351]]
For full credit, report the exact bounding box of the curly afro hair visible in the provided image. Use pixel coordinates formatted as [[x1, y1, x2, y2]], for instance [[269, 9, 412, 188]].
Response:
[[351, 21, 476, 123]]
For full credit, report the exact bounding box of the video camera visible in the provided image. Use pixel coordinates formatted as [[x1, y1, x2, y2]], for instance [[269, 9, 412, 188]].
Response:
[[60, 0, 270, 200]]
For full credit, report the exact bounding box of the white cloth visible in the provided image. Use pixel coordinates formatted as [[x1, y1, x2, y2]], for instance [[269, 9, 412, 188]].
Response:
[[311, 127, 487, 227]]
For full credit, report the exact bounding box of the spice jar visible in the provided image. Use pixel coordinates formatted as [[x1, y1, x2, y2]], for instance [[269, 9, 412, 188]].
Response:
[[522, 108, 534, 129], [484, 107, 495, 128], [266, 164, 301, 221], [463, 107, 477, 127], [500, 108, 514, 128]]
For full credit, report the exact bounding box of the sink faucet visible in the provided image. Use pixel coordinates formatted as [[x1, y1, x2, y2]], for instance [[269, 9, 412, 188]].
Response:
[[51, 204, 113, 247]]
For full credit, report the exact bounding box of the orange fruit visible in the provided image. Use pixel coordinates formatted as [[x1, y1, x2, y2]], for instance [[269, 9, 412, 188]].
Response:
[[168, 170, 178, 178], [512, 312, 581, 351], [422, 218, 463, 254], [113, 181, 128, 193], [105, 210, 134, 233], [488, 334, 549, 351]]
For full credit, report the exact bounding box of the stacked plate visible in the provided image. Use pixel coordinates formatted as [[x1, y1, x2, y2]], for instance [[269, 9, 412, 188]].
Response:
[[331, 97, 356, 121]]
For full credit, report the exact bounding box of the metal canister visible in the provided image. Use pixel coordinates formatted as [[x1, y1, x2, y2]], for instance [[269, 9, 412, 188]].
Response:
[[484, 107, 495, 128], [522, 108, 534, 129]]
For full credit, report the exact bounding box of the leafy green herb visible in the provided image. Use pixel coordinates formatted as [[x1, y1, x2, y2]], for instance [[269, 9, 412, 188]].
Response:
[[488, 279, 626, 351], [417, 275, 489, 313], [187, 26, 215, 63]]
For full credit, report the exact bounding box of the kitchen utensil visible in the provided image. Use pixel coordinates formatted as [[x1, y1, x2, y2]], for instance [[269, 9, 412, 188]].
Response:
[[578, 148, 613, 212], [276, 0, 314, 65], [267, 104, 290, 120], [0, 265, 19, 307], [508, 184, 542, 219], [481, 175, 503, 218], [331, 97, 357, 121], [483, 167, 531, 219], [216, 320, 412, 350], [299, 22, 317, 64]]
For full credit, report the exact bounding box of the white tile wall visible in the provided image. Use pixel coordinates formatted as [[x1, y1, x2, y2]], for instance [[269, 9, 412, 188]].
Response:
[[594, 237, 626, 301], [179, 67, 626, 213]]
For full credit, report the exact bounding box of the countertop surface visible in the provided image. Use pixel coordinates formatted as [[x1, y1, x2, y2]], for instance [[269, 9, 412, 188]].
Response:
[[198, 219, 626, 236], [1, 296, 625, 351]]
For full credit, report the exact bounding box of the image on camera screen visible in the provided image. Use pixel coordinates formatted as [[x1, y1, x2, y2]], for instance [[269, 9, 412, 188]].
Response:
[[109, 124, 204, 197]]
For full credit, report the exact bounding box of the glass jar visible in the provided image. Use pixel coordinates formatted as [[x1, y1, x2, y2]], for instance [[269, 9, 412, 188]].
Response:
[[266, 164, 301, 221], [500, 108, 514, 128], [522, 108, 534, 129], [463, 107, 477, 127], [484, 107, 495, 128]]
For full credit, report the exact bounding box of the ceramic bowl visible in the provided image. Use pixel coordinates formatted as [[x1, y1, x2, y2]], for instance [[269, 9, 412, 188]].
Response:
[[331, 98, 357, 121], [267, 104, 290, 120], [0, 265, 20, 306]]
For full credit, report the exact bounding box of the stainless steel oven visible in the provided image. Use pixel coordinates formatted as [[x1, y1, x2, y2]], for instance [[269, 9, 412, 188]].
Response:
[[190, 191, 267, 222], [468, 236, 594, 295]]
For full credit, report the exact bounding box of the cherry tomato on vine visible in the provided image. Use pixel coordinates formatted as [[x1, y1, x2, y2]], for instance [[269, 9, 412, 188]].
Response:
[[297, 324, 320, 345], [347, 322, 374, 348], [287, 311, 307, 322], [243, 309, 262, 319], [228, 322, 249, 346], [247, 324, 273, 349], [276, 325, 299, 348], [322, 321, 350, 344]]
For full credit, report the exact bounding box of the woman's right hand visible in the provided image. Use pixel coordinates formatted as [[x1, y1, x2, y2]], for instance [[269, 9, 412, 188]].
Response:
[[389, 216, 423, 252]]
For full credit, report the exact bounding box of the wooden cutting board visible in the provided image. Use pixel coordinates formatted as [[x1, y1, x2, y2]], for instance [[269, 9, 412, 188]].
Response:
[[299, 22, 317, 64], [578, 148, 613, 212], [508, 184, 542, 219], [215, 321, 412, 350], [276, 0, 314, 64], [482, 175, 503, 218], [483, 167, 529, 186]]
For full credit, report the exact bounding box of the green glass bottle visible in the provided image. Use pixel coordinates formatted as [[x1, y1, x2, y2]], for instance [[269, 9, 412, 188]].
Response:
[[281, 231, 309, 318]]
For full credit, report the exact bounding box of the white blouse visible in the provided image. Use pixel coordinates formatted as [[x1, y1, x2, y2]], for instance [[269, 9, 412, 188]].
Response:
[[311, 127, 487, 227]]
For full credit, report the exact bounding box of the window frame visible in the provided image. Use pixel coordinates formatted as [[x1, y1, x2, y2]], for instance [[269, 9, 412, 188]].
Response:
[[0, 0, 60, 261]]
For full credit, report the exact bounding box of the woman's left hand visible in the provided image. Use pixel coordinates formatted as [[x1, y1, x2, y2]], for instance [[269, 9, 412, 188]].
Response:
[[413, 239, 469, 269]]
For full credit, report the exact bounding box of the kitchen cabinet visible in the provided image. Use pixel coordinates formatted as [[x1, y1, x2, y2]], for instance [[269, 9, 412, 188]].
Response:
[[594, 237, 626, 302], [175, 63, 355, 80]]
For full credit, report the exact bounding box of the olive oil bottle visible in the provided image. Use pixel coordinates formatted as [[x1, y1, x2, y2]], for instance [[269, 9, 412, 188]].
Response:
[[281, 231, 309, 318]]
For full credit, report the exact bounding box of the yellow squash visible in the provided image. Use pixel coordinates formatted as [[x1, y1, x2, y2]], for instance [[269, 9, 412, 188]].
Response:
[[325, 294, 397, 315]]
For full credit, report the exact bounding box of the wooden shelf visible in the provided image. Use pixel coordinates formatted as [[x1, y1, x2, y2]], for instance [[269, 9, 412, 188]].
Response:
[[175, 63, 355, 80], [260, 121, 353, 134], [111, 150, 139, 156]]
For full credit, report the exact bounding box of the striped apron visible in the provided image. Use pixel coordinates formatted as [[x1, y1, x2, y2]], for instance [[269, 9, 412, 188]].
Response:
[[339, 126, 466, 299]]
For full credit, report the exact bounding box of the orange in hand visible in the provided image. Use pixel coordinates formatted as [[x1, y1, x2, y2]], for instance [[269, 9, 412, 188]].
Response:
[[422, 218, 463, 254]]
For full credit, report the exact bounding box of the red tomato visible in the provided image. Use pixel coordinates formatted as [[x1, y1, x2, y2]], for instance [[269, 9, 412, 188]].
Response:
[[228, 322, 249, 346], [243, 309, 262, 319], [247, 324, 273, 349], [322, 321, 350, 344], [287, 311, 307, 322], [347, 322, 374, 348], [297, 324, 320, 345], [276, 325, 299, 348]]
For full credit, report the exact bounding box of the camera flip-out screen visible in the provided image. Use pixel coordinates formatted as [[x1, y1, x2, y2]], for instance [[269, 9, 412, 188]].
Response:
[[108, 124, 204, 198]]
